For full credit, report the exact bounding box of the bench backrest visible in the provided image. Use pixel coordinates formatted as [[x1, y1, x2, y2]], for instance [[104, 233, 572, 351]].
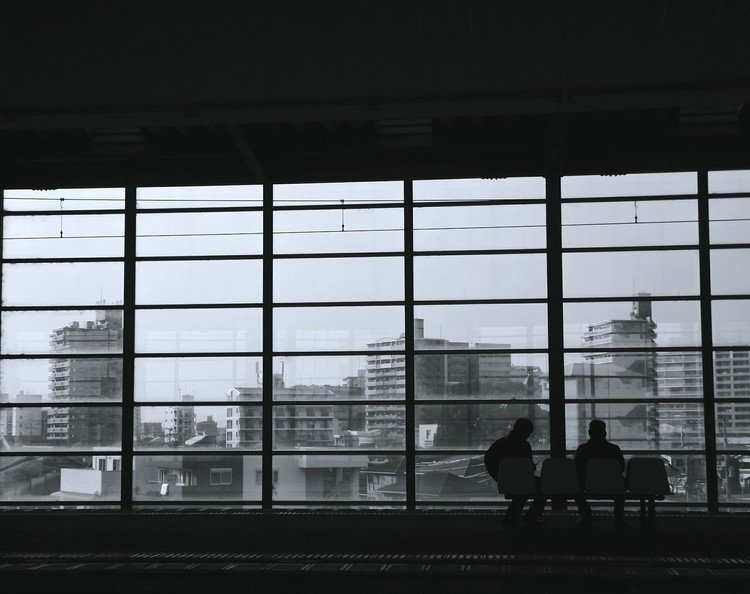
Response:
[[497, 457, 536, 495], [584, 458, 625, 495], [540, 458, 581, 494], [627, 457, 670, 495]]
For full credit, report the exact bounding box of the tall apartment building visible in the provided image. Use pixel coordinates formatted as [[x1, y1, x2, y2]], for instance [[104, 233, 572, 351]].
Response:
[[47, 310, 123, 446], [226, 372, 366, 449], [164, 394, 196, 447], [365, 319, 544, 444]]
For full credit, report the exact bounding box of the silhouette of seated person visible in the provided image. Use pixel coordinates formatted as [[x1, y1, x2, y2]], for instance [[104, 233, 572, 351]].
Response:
[[484, 418, 545, 526], [574, 419, 626, 528]]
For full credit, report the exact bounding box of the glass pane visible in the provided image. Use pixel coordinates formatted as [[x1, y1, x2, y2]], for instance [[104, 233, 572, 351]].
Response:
[[562, 200, 698, 247], [709, 169, 750, 194], [1, 310, 123, 355], [274, 181, 403, 206], [274, 208, 403, 253], [274, 257, 403, 302], [2, 262, 123, 306], [0, 406, 121, 450], [272, 454, 395, 501], [272, 356, 369, 400], [136, 185, 262, 209], [273, 306, 404, 352], [135, 309, 262, 353], [717, 454, 750, 503], [562, 172, 697, 199], [565, 352, 702, 399], [716, 404, 750, 450], [273, 405, 404, 449], [3, 214, 124, 258], [563, 251, 700, 297], [565, 403, 704, 450], [414, 304, 548, 349], [712, 301, 750, 346], [414, 204, 545, 250], [136, 260, 262, 305], [416, 455, 499, 501], [415, 353, 548, 400], [137, 211, 262, 256], [711, 249, 750, 294], [415, 254, 547, 300], [0, 455, 122, 501], [135, 357, 262, 402], [637, 454, 707, 503], [709, 198, 750, 244], [415, 403, 550, 450], [1, 358, 122, 403], [3, 188, 125, 212], [414, 177, 545, 202], [135, 405, 255, 450], [133, 455, 261, 501], [714, 351, 750, 399], [563, 300, 701, 348]]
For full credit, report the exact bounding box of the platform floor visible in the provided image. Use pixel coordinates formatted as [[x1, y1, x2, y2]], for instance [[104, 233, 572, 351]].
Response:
[[2, 510, 749, 592]]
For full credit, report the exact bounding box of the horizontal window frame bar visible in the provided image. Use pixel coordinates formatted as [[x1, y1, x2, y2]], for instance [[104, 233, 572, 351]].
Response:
[[413, 198, 547, 208], [561, 193, 698, 203], [561, 244, 698, 253], [415, 348, 548, 355], [134, 302, 263, 309], [271, 350, 406, 357], [136, 254, 263, 262], [273, 251, 404, 260], [708, 192, 750, 199], [1, 304, 123, 311], [271, 500, 408, 505], [563, 449, 708, 455], [2, 209, 126, 217], [0, 352, 124, 358], [0, 501, 121, 506], [136, 205, 264, 214], [707, 243, 750, 250], [272, 202, 404, 212], [0, 450, 122, 456], [711, 294, 750, 300], [133, 399, 400, 406], [272, 449, 405, 456], [134, 448, 261, 454], [0, 401, 124, 408], [1, 257, 125, 264], [564, 398, 706, 404], [272, 300, 405, 308], [562, 295, 700, 302], [413, 248, 546, 257]]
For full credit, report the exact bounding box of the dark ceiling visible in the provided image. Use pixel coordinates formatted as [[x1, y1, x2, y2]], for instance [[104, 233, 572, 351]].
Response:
[[2, 0, 750, 186]]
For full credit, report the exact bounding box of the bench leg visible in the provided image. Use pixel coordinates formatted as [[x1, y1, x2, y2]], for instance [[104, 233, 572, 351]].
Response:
[[648, 498, 656, 530]]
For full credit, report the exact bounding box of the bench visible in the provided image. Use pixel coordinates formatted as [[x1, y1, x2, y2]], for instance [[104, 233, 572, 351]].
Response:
[[497, 457, 670, 528]]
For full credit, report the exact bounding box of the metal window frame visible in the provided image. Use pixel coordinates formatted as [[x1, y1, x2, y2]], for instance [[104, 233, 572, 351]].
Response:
[[1, 175, 750, 512]]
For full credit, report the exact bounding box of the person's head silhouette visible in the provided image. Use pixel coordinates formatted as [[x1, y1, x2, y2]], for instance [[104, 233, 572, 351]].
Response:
[[510, 417, 533, 441], [588, 419, 607, 440]]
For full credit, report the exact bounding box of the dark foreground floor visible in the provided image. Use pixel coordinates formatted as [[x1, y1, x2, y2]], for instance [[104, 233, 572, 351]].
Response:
[[1, 510, 749, 592]]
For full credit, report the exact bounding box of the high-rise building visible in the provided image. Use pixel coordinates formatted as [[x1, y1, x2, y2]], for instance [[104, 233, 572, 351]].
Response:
[[164, 394, 196, 447], [47, 310, 123, 446], [365, 319, 544, 443]]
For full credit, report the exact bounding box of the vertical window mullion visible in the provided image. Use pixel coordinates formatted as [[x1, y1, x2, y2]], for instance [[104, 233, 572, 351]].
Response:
[[121, 184, 136, 510], [404, 180, 415, 509], [262, 183, 274, 509], [546, 174, 565, 460], [698, 169, 719, 512]]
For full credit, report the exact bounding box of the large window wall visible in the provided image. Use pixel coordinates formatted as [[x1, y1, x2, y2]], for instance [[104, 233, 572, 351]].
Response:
[[0, 171, 748, 510]]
